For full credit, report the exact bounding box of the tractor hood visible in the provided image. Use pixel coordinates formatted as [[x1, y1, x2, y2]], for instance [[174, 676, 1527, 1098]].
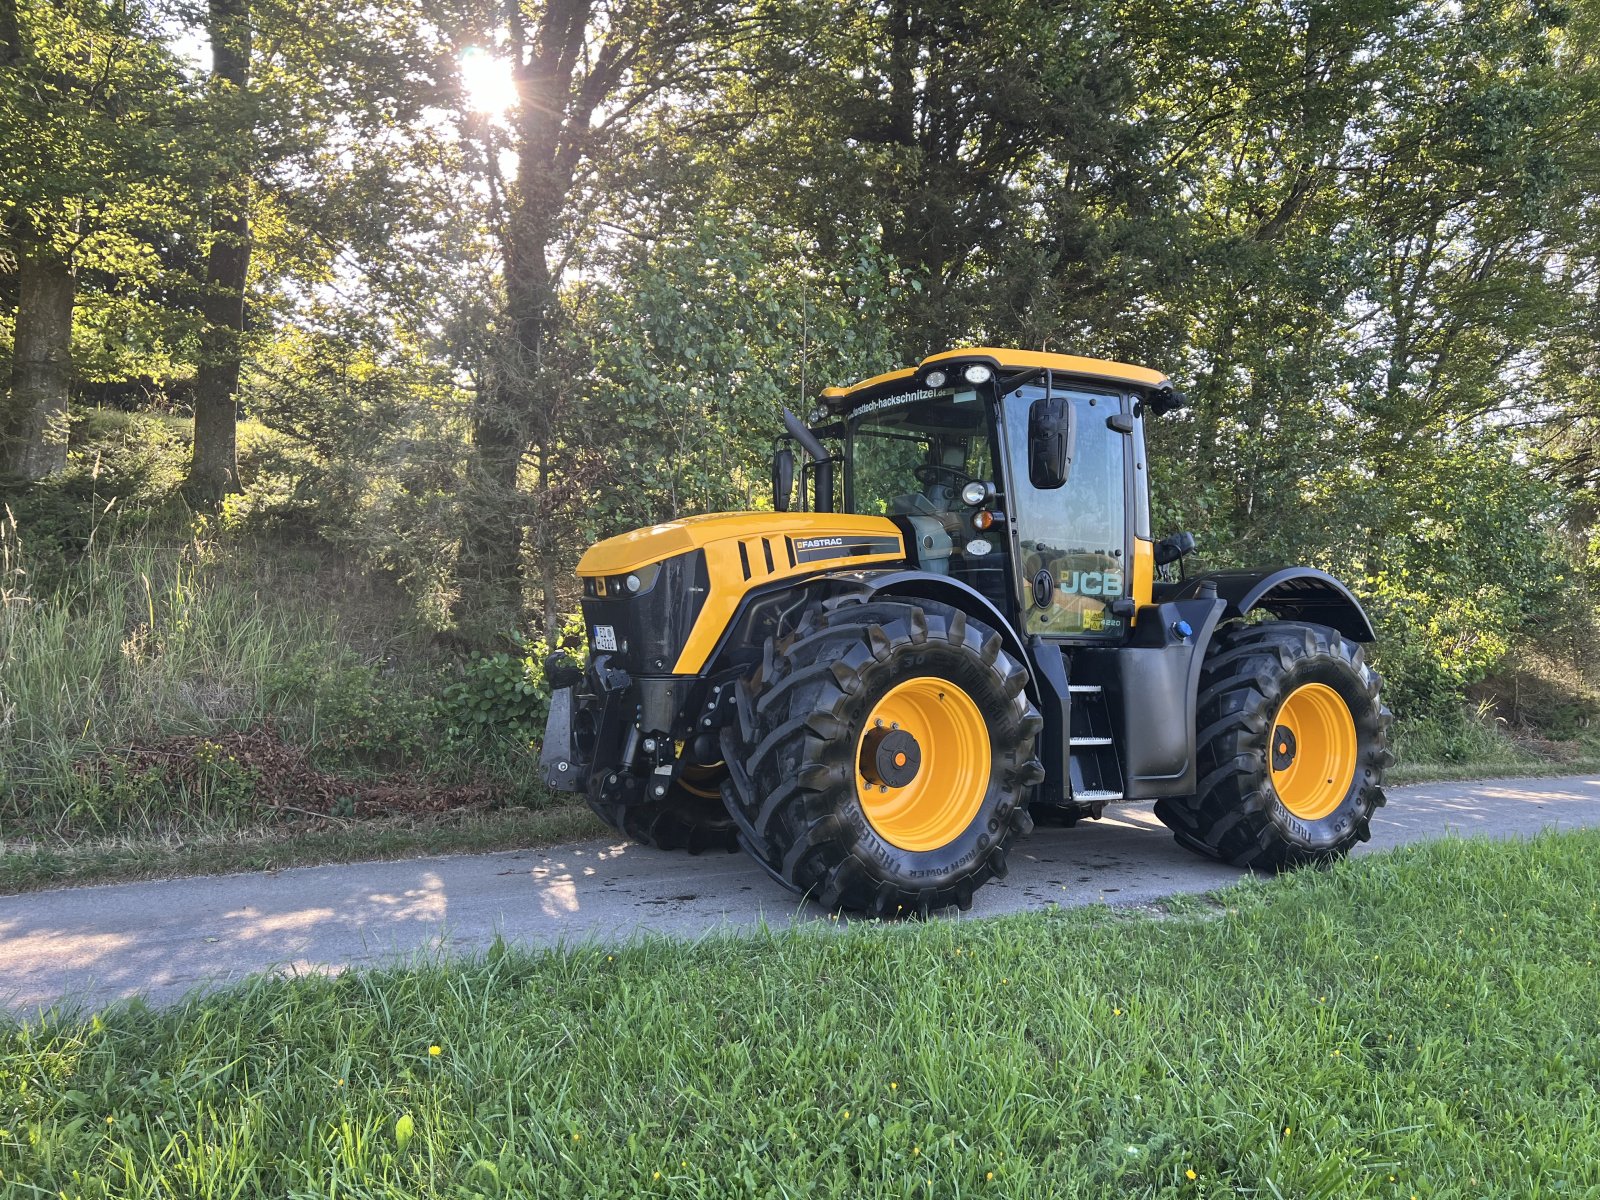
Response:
[[577, 512, 907, 676], [577, 512, 904, 577]]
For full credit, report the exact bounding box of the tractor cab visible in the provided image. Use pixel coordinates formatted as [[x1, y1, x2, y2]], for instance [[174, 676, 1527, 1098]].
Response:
[[798, 350, 1183, 645]]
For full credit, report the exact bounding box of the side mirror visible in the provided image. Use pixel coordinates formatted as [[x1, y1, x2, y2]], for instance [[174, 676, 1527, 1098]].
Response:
[[1027, 394, 1075, 490], [1147, 386, 1188, 416], [1153, 530, 1198, 566], [772, 447, 795, 512]]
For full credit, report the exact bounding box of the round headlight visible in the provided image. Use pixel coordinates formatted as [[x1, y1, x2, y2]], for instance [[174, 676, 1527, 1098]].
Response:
[[924, 369, 948, 389], [625, 573, 643, 593], [960, 480, 988, 507], [963, 363, 993, 384]]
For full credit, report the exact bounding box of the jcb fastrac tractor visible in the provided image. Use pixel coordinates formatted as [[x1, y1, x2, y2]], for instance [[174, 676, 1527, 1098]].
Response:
[[542, 348, 1392, 916]]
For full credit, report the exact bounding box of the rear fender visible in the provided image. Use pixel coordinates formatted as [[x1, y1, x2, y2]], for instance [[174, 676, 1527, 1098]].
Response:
[[1166, 567, 1376, 642]]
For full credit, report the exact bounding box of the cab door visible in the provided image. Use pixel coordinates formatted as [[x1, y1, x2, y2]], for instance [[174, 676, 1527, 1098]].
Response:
[[1000, 379, 1133, 640]]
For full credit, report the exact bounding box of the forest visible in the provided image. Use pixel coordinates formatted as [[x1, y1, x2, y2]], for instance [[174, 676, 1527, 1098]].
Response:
[[1, 0, 1597, 860]]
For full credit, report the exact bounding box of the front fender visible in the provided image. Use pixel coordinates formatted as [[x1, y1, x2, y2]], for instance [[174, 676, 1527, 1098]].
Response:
[[1165, 567, 1376, 642], [844, 569, 1033, 678]]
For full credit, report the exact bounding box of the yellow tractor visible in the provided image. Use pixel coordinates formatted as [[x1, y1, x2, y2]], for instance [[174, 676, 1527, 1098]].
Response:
[[542, 348, 1392, 915]]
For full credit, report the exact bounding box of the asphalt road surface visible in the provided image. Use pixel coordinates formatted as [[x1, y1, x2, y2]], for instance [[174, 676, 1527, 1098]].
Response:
[[3, 773, 1596, 1016]]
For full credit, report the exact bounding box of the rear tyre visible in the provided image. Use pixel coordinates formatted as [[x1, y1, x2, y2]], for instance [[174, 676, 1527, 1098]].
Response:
[[721, 598, 1043, 917], [1154, 620, 1392, 869], [586, 766, 741, 854]]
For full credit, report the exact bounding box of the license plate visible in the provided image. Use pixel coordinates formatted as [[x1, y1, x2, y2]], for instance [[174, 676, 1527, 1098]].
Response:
[[593, 625, 617, 652]]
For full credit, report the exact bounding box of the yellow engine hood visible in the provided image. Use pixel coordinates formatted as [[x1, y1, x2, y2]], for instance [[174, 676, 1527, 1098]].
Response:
[[578, 512, 908, 674], [578, 511, 903, 576]]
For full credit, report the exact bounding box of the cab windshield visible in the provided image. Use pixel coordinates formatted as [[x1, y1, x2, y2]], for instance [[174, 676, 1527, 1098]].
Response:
[[844, 386, 996, 516]]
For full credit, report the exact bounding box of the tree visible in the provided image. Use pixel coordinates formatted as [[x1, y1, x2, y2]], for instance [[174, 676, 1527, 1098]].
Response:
[[184, 0, 253, 504], [0, 0, 186, 479], [436, 0, 747, 631]]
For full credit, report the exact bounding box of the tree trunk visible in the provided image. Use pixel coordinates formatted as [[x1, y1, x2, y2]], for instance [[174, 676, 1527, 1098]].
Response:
[[457, 25, 571, 626], [185, 0, 252, 506], [4, 243, 74, 480], [0, 0, 21, 65]]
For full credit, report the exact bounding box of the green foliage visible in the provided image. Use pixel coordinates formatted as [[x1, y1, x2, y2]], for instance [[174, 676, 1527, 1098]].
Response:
[[6, 833, 1600, 1195], [263, 651, 433, 765], [438, 646, 548, 748], [437, 613, 585, 748], [564, 220, 905, 540]]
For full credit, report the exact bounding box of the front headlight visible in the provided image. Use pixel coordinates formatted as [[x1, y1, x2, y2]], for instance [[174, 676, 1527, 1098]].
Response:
[[620, 562, 661, 594]]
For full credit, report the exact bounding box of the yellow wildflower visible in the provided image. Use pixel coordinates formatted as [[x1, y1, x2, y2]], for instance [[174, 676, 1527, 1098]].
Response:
[[428, 1045, 441, 1057], [1186, 1169, 1197, 1181]]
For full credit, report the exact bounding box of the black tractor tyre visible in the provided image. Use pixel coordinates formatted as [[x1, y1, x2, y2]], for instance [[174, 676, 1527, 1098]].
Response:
[[720, 597, 1044, 917], [1154, 620, 1393, 870], [586, 769, 741, 854]]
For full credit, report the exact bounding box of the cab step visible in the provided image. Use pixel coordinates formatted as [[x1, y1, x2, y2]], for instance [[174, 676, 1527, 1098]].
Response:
[[1066, 676, 1123, 803]]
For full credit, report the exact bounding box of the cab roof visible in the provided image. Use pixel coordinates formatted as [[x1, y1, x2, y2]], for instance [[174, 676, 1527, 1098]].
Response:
[[819, 347, 1170, 409]]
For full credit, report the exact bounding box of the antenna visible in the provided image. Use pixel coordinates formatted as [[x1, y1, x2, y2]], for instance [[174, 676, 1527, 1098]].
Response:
[[799, 282, 808, 408]]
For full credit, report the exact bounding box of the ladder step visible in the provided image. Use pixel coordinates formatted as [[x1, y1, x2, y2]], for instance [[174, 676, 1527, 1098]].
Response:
[[1074, 789, 1124, 802], [1070, 736, 1114, 746], [1068, 684, 1102, 694]]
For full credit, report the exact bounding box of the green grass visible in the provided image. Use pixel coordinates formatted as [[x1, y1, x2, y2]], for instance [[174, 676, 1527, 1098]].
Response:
[[0, 805, 608, 894], [1388, 708, 1600, 785], [4, 832, 1599, 1197], [0, 491, 548, 849]]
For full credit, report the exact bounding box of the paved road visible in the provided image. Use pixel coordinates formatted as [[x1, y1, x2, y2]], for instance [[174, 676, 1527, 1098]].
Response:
[[2, 774, 1596, 1016]]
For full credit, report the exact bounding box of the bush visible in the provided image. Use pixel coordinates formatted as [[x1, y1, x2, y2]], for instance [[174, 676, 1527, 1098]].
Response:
[[437, 644, 548, 749]]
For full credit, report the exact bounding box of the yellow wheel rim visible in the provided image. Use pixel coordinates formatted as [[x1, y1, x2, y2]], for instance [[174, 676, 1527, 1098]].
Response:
[[855, 677, 991, 852], [1271, 683, 1357, 820]]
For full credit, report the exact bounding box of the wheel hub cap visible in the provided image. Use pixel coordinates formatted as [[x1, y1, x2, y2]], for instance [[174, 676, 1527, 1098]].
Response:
[[860, 727, 922, 788], [1271, 725, 1298, 772]]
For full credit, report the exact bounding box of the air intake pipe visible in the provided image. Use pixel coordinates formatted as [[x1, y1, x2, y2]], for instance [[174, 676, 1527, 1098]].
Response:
[[782, 407, 834, 513]]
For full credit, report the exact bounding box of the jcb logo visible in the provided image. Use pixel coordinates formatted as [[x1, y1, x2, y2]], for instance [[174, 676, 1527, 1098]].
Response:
[[1058, 569, 1124, 597]]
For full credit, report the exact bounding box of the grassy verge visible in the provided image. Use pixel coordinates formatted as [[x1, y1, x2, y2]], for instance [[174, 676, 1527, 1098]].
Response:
[[4, 832, 1599, 1197], [1387, 709, 1600, 786], [0, 805, 610, 894]]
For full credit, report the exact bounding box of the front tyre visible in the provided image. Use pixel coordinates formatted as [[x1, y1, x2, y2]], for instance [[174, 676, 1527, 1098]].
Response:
[[721, 599, 1043, 917], [1154, 621, 1393, 869]]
